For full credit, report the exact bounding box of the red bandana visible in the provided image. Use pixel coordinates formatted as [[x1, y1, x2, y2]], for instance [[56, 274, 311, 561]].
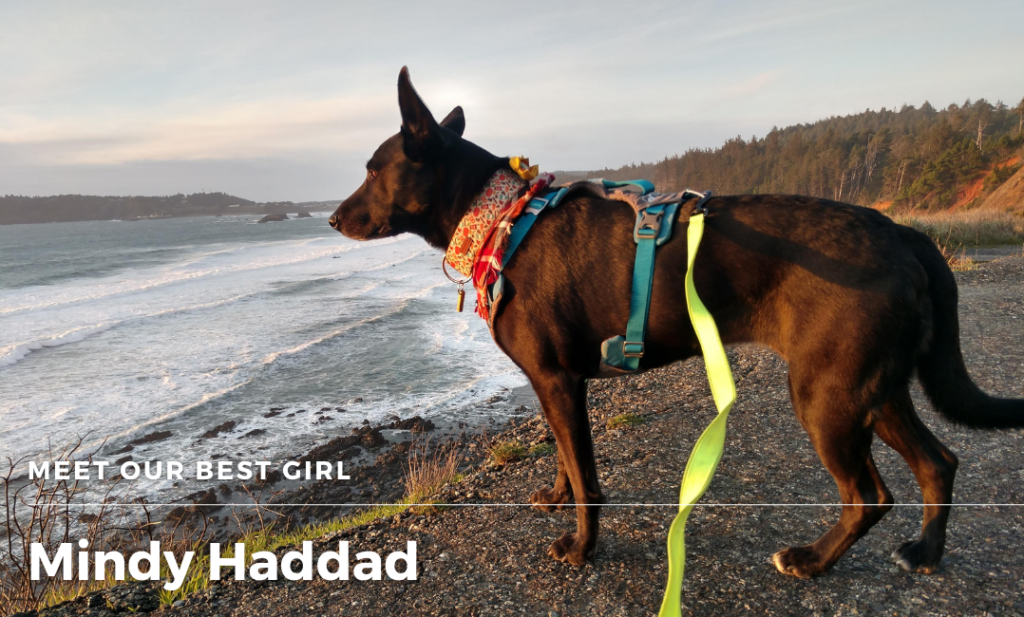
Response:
[[444, 168, 555, 319]]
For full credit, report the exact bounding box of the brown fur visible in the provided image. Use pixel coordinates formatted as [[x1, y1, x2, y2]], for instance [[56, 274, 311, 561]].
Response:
[[329, 68, 1024, 577]]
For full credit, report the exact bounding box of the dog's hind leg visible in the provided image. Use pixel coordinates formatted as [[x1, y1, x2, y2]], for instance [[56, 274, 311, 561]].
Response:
[[529, 454, 574, 511], [873, 386, 958, 573], [528, 370, 604, 565], [773, 370, 895, 578]]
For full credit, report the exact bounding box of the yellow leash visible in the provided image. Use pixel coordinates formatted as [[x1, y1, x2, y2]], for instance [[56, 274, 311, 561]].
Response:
[[658, 212, 737, 616]]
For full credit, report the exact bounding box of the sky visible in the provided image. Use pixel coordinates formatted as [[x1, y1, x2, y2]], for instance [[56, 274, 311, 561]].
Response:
[[1, 1, 1022, 202]]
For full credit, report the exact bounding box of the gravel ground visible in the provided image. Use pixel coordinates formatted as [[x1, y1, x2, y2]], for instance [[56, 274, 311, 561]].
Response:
[[29, 256, 1024, 617]]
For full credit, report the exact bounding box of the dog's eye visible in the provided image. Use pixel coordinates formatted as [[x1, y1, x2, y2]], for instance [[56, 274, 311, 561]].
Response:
[[366, 169, 378, 182]]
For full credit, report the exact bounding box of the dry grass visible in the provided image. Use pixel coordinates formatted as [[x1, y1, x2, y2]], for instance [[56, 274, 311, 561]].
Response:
[[403, 439, 463, 502], [893, 209, 1024, 247], [0, 436, 173, 615], [2, 435, 468, 612], [160, 438, 464, 607], [0, 436, 281, 612]]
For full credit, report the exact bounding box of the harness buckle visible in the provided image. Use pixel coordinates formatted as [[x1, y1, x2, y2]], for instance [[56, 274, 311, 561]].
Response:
[[635, 209, 663, 238], [622, 341, 645, 358]]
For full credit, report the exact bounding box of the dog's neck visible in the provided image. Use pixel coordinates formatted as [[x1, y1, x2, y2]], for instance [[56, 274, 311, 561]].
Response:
[[420, 140, 507, 250]]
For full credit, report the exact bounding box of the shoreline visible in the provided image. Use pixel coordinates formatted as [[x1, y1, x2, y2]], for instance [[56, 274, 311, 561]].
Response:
[[129, 383, 541, 545], [15, 254, 1024, 616]]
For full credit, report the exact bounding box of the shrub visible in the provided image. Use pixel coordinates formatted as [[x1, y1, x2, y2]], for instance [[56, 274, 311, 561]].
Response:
[[607, 413, 645, 429], [487, 441, 527, 466], [528, 443, 556, 457]]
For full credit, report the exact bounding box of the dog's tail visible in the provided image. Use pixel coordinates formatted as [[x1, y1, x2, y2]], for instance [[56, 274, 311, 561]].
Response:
[[909, 230, 1024, 429]]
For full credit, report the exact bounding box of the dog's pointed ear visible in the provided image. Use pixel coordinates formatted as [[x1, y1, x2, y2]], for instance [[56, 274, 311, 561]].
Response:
[[439, 106, 465, 137], [398, 67, 438, 159]]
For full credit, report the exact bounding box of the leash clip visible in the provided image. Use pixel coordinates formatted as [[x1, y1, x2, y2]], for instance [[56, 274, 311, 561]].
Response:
[[689, 189, 713, 216]]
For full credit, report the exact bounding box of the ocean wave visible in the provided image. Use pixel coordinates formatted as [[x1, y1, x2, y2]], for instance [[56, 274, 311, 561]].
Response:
[[0, 291, 256, 368], [0, 323, 117, 368], [259, 281, 447, 366], [0, 235, 415, 317]]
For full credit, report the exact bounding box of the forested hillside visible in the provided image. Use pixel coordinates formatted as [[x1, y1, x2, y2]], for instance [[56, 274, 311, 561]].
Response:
[[1, 192, 264, 225], [570, 97, 1024, 212]]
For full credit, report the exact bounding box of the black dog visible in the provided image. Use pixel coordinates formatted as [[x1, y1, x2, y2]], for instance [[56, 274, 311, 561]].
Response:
[[330, 68, 1024, 577]]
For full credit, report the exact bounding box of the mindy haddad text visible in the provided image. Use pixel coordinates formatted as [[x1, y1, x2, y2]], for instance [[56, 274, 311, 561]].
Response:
[[31, 539, 417, 590]]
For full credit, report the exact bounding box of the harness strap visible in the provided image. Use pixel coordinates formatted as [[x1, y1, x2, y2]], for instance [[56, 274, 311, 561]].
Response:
[[600, 189, 709, 373], [619, 203, 670, 370], [600, 178, 656, 194], [503, 186, 569, 262]]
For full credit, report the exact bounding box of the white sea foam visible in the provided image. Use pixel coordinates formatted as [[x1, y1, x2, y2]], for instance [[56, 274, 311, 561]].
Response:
[[0, 323, 115, 367], [0, 220, 523, 500], [0, 237, 406, 317]]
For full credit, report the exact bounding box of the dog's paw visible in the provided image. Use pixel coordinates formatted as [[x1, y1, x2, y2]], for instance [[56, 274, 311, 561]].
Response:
[[530, 486, 573, 512], [772, 546, 828, 579], [547, 532, 594, 566], [891, 540, 942, 574]]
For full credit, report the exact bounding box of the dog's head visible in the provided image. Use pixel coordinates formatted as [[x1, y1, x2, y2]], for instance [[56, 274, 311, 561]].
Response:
[[329, 67, 467, 242]]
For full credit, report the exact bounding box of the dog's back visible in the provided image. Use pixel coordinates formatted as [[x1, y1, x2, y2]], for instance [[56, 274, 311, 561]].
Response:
[[332, 67, 1024, 579]]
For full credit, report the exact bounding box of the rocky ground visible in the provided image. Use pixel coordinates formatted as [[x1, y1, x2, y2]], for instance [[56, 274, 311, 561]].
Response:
[[23, 255, 1024, 616]]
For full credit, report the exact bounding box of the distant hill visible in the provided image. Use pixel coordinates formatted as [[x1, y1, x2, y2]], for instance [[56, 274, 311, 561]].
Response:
[[0, 193, 340, 225], [555, 97, 1024, 213]]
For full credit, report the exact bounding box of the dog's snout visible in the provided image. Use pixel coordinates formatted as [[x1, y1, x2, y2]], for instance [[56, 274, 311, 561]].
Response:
[[329, 214, 340, 230]]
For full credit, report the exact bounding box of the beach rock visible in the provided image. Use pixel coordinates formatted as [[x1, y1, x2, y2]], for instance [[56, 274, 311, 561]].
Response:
[[240, 429, 266, 439], [257, 213, 288, 223], [375, 450, 401, 466], [301, 435, 361, 462], [295, 210, 312, 218], [193, 489, 218, 506], [201, 420, 237, 439], [164, 506, 189, 525], [354, 426, 387, 448], [131, 430, 172, 445], [387, 416, 436, 433]]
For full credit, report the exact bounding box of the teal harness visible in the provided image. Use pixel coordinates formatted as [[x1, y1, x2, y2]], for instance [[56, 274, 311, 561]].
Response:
[[493, 179, 711, 374], [494, 180, 738, 616]]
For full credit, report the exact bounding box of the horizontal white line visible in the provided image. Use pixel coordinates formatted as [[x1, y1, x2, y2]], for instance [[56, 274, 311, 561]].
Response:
[[28, 503, 1024, 508]]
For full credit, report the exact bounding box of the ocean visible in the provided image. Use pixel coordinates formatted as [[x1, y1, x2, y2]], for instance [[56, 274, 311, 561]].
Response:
[[0, 213, 527, 500]]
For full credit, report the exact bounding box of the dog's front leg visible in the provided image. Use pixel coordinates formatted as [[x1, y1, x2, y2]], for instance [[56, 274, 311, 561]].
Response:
[[530, 370, 604, 565]]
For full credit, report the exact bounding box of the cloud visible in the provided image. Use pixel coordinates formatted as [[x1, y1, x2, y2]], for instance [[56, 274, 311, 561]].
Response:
[[0, 94, 398, 166], [725, 71, 782, 96]]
